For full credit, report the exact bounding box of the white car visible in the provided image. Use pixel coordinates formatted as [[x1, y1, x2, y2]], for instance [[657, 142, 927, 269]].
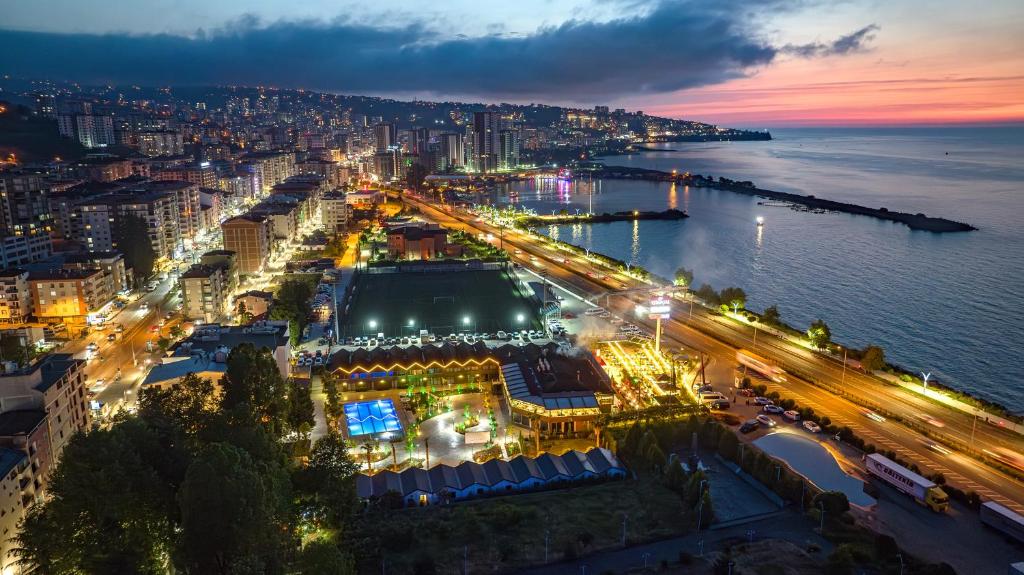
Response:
[[783, 410, 801, 421], [756, 414, 776, 427], [802, 421, 822, 433]]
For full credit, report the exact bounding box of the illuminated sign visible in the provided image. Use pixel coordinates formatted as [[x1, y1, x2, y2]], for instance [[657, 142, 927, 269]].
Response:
[[648, 297, 670, 320]]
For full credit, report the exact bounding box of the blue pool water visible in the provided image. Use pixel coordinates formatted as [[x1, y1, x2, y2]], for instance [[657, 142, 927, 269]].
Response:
[[344, 399, 402, 437]]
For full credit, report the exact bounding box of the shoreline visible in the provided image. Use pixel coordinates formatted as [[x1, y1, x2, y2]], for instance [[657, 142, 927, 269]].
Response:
[[519, 208, 688, 227], [589, 164, 977, 233]]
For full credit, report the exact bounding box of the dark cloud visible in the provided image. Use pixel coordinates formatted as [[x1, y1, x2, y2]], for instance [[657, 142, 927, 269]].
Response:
[[0, 1, 874, 102], [782, 24, 879, 58]]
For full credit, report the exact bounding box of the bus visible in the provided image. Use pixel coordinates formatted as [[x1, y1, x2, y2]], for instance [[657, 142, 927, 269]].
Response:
[[736, 349, 787, 383]]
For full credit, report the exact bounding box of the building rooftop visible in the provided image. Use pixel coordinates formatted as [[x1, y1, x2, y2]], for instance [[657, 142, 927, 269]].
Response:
[[31, 353, 84, 393], [28, 268, 101, 281], [173, 321, 289, 356], [0, 409, 47, 437], [0, 447, 26, 478], [142, 355, 227, 388]]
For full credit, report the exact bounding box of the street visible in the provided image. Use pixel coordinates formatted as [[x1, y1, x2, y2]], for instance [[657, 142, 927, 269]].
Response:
[[403, 192, 1024, 512]]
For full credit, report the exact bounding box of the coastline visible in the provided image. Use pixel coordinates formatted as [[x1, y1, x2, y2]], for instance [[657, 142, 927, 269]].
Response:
[[519, 209, 687, 227], [589, 164, 977, 233]]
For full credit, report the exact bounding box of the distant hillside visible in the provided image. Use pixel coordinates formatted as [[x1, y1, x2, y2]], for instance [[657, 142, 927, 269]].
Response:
[[0, 102, 86, 162]]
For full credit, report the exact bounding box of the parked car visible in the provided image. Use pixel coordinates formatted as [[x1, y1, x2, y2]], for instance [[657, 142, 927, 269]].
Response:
[[756, 414, 777, 427], [783, 410, 801, 421], [753, 397, 774, 406], [802, 421, 822, 433], [739, 420, 759, 434], [763, 404, 785, 414], [709, 399, 731, 410], [737, 388, 756, 397], [106, 333, 116, 342]]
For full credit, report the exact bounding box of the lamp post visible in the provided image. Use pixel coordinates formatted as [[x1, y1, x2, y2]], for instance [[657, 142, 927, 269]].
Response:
[[818, 500, 826, 532], [840, 346, 848, 387], [696, 479, 708, 555], [921, 372, 932, 392]]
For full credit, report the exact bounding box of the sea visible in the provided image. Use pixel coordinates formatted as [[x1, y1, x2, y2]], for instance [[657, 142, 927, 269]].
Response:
[[490, 127, 1024, 411]]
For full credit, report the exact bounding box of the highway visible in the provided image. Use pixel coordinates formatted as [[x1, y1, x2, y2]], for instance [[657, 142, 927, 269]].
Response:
[[404, 192, 1024, 512]]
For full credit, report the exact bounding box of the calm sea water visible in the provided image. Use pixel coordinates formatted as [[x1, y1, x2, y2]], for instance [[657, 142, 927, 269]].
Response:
[[492, 127, 1024, 411]]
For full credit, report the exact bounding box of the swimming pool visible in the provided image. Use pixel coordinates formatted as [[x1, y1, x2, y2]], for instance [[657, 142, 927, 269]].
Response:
[[344, 399, 403, 437], [754, 430, 876, 508]]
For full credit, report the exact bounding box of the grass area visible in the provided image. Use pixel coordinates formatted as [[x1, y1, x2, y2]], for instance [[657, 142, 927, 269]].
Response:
[[341, 268, 540, 338], [351, 477, 686, 573]]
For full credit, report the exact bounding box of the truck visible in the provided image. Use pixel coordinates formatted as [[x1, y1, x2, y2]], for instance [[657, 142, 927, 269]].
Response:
[[864, 453, 948, 512], [980, 501, 1024, 543], [736, 349, 786, 383]]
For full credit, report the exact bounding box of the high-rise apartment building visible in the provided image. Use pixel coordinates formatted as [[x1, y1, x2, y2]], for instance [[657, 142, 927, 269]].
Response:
[[138, 130, 185, 157], [470, 112, 501, 173], [440, 133, 465, 169], [221, 214, 272, 276], [374, 123, 396, 152], [499, 129, 521, 171], [57, 114, 115, 148]]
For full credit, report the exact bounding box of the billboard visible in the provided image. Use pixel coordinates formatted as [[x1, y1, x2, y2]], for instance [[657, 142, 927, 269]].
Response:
[[648, 297, 671, 320]]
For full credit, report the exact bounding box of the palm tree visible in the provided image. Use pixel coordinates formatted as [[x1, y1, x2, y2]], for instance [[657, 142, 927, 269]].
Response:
[[361, 439, 380, 472]]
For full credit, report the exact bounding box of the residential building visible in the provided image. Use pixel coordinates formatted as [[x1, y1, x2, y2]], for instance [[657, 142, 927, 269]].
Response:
[[0, 172, 55, 236], [0, 353, 91, 465], [234, 290, 273, 319], [145, 180, 202, 243], [73, 192, 179, 260], [58, 251, 130, 295], [221, 214, 272, 276], [0, 447, 33, 574], [470, 111, 501, 173], [499, 129, 521, 170], [57, 113, 115, 148], [180, 263, 233, 323], [138, 130, 185, 157], [70, 156, 133, 182], [321, 191, 348, 233], [0, 234, 52, 269], [0, 269, 31, 324], [374, 122, 396, 152], [28, 268, 114, 329], [386, 223, 448, 260], [440, 132, 465, 169], [372, 150, 403, 181], [238, 151, 295, 195], [251, 199, 300, 242], [154, 163, 217, 189]]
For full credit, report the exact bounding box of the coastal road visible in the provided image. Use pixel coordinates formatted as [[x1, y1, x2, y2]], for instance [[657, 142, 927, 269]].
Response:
[[405, 193, 1024, 511]]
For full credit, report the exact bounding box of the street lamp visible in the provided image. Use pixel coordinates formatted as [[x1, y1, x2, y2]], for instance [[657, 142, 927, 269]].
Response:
[[368, 319, 377, 332], [921, 372, 931, 392], [462, 316, 471, 326], [516, 313, 525, 324]]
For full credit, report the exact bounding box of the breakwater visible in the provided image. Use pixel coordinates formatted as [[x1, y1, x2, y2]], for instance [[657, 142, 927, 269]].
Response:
[[592, 165, 976, 232]]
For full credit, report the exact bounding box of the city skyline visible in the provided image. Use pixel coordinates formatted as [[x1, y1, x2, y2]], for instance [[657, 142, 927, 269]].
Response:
[[3, 0, 1022, 127]]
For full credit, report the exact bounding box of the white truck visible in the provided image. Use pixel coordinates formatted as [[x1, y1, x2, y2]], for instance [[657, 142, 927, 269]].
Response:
[[864, 453, 948, 512], [980, 501, 1024, 543]]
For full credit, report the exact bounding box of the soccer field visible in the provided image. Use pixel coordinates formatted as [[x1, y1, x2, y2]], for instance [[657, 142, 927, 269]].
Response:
[[341, 268, 542, 338]]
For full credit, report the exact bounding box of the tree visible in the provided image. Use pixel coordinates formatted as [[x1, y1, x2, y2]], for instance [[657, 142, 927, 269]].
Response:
[[296, 540, 355, 575], [323, 372, 344, 431], [270, 278, 317, 346], [860, 345, 886, 372], [718, 287, 747, 313], [807, 319, 832, 350], [296, 432, 360, 527], [0, 335, 32, 367], [169, 324, 184, 339], [405, 163, 430, 192], [237, 300, 254, 324], [287, 379, 315, 438], [13, 419, 178, 575], [673, 267, 694, 288], [813, 490, 850, 516], [113, 212, 157, 284], [762, 305, 781, 327], [695, 284, 720, 306], [220, 344, 289, 437], [178, 442, 291, 575], [138, 372, 219, 435], [360, 439, 380, 472]]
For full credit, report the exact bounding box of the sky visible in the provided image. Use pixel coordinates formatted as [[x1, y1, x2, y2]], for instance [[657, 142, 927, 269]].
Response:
[[2, 0, 1022, 127]]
